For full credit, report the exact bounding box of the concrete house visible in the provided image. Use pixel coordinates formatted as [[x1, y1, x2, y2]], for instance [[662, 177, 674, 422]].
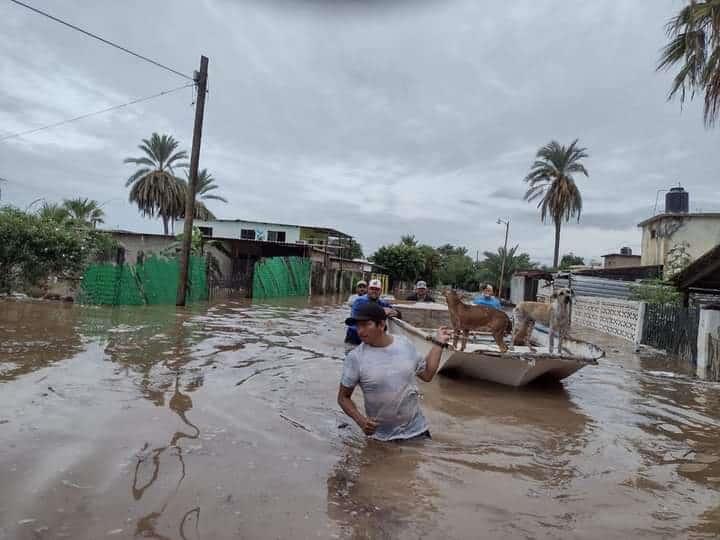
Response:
[[638, 187, 720, 270]]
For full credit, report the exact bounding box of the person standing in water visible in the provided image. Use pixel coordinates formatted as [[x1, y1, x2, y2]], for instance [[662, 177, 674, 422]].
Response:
[[345, 279, 397, 346], [338, 302, 452, 441]]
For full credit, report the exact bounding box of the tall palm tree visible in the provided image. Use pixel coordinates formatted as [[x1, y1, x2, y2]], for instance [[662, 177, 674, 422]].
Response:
[[658, 1, 720, 126], [173, 169, 227, 226], [38, 202, 70, 224], [124, 133, 188, 235], [63, 198, 105, 227], [523, 139, 589, 269]]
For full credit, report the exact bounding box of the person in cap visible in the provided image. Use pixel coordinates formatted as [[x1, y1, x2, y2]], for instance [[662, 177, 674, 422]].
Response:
[[345, 279, 398, 346], [406, 280, 434, 302], [472, 283, 502, 310], [347, 280, 368, 306], [338, 302, 452, 441]]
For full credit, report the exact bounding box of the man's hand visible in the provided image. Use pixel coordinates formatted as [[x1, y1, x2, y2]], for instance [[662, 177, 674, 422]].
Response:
[[436, 326, 453, 345], [359, 416, 379, 436], [385, 307, 399, 318]]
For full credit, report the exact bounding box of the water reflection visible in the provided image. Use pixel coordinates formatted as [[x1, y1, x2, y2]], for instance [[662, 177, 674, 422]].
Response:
[[0, 300, 83, 381]]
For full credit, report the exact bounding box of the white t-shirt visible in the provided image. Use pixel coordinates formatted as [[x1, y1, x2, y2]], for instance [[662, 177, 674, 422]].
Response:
[[341, 335, 428, 441]]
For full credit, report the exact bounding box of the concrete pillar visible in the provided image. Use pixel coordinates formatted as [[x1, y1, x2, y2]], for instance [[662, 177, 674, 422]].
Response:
[[696, 309, 720, 379], [634, 302, 647, 352]]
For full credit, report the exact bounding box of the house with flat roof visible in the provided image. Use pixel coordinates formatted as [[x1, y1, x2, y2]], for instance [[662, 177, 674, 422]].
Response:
[[175, 218, 351, 247], [638, 187, 720, 269]]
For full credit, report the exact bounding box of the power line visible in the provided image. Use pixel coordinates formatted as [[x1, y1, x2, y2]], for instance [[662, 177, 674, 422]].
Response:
[[7, 0, 194, 81], [0, 83, 194, 142]]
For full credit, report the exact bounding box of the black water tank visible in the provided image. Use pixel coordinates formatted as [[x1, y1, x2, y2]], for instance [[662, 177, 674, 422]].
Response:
[[620, 247, 632, 256], [665, 186, 689, 214]]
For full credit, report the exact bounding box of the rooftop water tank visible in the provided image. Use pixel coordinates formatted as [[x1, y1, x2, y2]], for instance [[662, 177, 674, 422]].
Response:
[[620, 247, 632, 256], [665, 186, 689, 214]]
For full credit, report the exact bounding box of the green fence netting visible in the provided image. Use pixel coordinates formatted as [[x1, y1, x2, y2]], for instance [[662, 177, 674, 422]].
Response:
[[78, 255, 208, 306], [252, 256, 311, 299]]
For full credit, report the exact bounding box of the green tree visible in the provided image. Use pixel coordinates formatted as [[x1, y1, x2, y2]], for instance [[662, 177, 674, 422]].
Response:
[[524, 139, 589, 269], [418, 244, 441, 287], [437, 252, 476, 289], [658, 1, 720, 125], [0, 206, 115, 293], [629, 279, 681, 305], [124, 133, 188, 235], [477, 245, 538, 294], [63, 197, 105, 228], [560, 252, 585, 270], [175, 169, 228, 223], [400, 234, 418, 247], [37, 202, 70, 224], [370, 241, 425, 285]]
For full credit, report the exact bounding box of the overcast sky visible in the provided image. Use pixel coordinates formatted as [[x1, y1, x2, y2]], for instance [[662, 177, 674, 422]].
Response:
[[1, 0, 718, 264]]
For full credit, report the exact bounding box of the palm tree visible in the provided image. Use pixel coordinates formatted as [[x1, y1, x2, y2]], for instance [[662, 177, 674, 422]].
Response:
[[124, 133, 188, 235], [477, 245, 537, 294], [63, 198, 105, 227], [173, 169, 227, 226], [523, 139, 589, 269], [38, 202, 70, 224], [658, 1, 720, 125]]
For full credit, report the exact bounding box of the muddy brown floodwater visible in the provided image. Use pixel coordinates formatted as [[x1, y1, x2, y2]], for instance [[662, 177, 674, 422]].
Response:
[[1, 298, 719, 539]]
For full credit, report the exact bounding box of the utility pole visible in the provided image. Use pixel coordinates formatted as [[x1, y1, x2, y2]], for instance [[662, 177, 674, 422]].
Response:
[[176, 55, 209, 306], [497, 218, 510, 299], [0, 178, 6, 201]]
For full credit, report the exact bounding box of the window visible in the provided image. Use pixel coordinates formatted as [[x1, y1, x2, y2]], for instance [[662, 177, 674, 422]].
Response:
[[267, 230, 286, 242], [240, 229, 255, 240], [650, 229, 657, 239], [198, 226, 213, 237]]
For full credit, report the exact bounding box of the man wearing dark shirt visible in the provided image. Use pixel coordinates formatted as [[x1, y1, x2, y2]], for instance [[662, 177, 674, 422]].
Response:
[[406, 281, 434, 302]]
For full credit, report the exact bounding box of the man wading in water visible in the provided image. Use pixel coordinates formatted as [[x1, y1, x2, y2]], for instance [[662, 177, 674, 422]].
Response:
[[338, 302, 452, 441]]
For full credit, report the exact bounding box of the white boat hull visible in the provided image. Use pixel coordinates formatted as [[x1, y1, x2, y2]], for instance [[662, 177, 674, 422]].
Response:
[[388, 316, 603, 387]]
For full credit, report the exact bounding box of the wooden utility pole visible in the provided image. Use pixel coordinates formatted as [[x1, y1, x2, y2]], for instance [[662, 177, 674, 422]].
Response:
[[176, 55, 209, 306], [497, 218, 510, 299]]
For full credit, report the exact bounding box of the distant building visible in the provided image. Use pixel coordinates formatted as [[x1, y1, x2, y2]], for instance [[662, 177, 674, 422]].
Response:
[[175, 218, 351, 249], [602, 247, 642, 268], [638, 186, 720, 268]]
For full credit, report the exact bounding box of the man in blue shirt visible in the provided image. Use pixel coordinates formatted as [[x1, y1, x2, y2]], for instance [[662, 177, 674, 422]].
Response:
[[472, 284, 502, 310], [345, 279, 398, 346]]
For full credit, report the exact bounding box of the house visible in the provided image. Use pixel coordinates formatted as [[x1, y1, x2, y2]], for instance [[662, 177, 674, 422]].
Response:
[[175, 218, 351, 249], [602, 247, 642, 268], [638, 186, 720, 269]]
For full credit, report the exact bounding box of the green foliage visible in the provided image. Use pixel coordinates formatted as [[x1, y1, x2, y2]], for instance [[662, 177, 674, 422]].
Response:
[[0, 205, 116, 293], [628, 279, 681, 305], [524, 139, 589, 268], [370, 241, 425, 285], [63, 197, 105, 227], [658, 1, 720, 125], [437, 253, 476, 289], [476, 245, 538, 293], [560, 252, 585, 270]]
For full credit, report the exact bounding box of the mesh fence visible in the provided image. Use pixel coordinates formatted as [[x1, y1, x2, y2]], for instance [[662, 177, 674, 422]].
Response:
[[252, 257, 311, 298], [78, 255, 208, 305]]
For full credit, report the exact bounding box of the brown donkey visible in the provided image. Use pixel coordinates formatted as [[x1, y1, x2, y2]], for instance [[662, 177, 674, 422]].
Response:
[[444, 289, 511, 352]]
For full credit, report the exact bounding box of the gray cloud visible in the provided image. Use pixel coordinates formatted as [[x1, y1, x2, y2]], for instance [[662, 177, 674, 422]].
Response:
[[1, 0, 718, 265]]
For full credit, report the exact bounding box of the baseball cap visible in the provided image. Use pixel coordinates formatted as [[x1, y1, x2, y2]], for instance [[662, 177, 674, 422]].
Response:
[[345, 302, 387, 326], [356, 280, 368, 287], [416, 280, 427, 289], [368, 279, 383, 289]]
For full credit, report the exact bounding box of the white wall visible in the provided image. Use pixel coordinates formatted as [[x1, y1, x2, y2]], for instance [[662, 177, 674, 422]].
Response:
[[176, 219, 301, 243]]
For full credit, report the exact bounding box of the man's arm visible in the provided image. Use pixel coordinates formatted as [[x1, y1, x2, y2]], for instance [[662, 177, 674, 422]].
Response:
[[337, 385, 378, 435], [417, 326, 453, 382]]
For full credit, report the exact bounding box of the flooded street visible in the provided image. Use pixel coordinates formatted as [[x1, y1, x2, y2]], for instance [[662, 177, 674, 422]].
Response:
[[1, 298, 719, 540]]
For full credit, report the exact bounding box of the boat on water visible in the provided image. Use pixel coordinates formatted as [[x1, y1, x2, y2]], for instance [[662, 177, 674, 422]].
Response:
[[389, 302, 604, 387]]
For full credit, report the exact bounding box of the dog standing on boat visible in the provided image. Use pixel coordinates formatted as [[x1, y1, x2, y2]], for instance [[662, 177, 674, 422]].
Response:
[[444, 289, 511, 353], [512, 288, 573, 354]]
